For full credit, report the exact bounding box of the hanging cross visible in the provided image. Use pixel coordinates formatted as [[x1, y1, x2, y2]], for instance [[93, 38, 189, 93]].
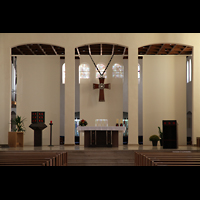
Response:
[[93, 77, 111, 102]]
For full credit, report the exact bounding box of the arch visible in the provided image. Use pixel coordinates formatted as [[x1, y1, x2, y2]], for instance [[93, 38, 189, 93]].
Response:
[[11, 43, 65, 55], [138, 43, 193, 55]]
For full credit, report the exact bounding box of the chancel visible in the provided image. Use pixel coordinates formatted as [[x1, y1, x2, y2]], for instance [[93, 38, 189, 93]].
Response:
[[1, 33, 200, 166]]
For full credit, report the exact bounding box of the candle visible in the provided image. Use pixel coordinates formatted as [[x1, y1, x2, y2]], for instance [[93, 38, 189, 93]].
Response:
[[116, 119, 119, 123], [50, 121, 52, 124]]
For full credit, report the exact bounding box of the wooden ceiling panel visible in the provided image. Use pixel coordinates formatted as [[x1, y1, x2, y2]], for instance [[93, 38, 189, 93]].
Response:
[[11, 43, 192, 58]]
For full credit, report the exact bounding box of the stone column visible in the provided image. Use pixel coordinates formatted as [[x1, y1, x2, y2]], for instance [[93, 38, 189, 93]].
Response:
[[64, 48, 75, 145], [192, 46, 200, 145], [0, 43, 11, 143], [128, 47, 138, 145]]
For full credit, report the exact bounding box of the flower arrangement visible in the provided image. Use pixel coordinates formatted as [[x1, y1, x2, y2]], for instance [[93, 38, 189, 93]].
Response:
[[79, 119, 88, 126]]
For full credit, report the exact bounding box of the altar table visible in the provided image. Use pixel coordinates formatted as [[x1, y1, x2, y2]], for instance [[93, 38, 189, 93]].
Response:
[[77, 126, 126, 147]]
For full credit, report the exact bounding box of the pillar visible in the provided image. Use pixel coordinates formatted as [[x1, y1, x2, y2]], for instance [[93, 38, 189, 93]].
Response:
[[128, 47, 138, 145], [192, 46, 200, 145], [64, 48, 75, 145], [0, 42, 11, 144]]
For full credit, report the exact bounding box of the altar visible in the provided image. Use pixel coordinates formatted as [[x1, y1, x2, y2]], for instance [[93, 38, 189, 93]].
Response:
[[77, 126, 126, 147]]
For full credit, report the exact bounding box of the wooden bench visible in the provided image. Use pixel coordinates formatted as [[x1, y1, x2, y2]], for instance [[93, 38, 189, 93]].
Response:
[[0, 151, 68, 166], [135, 151, 200, 166]]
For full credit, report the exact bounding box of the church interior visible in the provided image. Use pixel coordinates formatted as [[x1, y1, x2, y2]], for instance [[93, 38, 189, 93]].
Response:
[[1, 33, 200, 166]]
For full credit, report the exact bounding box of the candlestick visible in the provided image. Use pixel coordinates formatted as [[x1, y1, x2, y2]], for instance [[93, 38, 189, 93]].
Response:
[[116, 119, 119, 126]]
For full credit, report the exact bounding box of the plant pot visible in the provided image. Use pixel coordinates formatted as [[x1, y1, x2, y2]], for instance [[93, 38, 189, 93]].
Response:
[[160, 139, 163, 146], [152, 140, 158, 146]]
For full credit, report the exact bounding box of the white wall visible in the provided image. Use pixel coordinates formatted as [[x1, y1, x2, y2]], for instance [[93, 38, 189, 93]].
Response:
[[143, 56, 187, 145], [80, 55, 123, 126], [17, 56, 60, 145]]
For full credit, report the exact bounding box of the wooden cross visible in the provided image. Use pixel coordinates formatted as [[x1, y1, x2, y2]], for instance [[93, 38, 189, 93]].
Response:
[[93, 77, 111, 102]]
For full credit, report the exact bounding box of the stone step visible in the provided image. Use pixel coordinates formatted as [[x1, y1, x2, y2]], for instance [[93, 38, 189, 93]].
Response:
[[67, 162, 135, 166], [67, 150, 135, 166]]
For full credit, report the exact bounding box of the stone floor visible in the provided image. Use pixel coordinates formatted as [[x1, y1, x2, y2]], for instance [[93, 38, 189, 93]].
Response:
[[1, 144, 200, 151]]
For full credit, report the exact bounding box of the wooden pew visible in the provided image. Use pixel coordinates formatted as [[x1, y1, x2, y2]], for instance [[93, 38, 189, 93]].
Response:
[[0, 151, 68, 166], [135, 151, 200, 166]]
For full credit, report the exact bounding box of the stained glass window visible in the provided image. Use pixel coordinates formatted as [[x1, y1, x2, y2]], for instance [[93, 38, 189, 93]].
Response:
[[112, 63, 124, 78], [96, 64, 107, 78], [79, 64, 90, 83]]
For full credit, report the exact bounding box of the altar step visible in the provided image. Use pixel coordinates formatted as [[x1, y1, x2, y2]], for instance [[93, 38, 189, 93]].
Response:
[[67, 150, 135, 166]]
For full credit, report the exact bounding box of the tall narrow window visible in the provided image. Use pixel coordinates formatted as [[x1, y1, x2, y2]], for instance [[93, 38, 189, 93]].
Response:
[[187, 57, 192, 83], [138, 63, 141, 79], [62, 63, 65, 84], [112, 63, 124, 78], [79, 64, 90, 83], [96, 64, 107, 78]]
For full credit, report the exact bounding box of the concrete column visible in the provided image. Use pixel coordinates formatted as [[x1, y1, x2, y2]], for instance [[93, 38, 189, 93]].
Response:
[[64, 48, 75, 145], [0, 43, 11, 143], [128, 47, 138, 145], [192, 46, 200, 145]]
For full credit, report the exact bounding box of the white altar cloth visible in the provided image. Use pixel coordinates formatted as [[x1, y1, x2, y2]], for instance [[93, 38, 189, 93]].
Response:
[[77, 126, 126, 132], [77, 126, 126, 146]]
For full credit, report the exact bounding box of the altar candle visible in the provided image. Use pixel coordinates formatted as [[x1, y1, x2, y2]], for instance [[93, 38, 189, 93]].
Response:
[[116, 119, 119, 124], [120, 119, 123, 124]]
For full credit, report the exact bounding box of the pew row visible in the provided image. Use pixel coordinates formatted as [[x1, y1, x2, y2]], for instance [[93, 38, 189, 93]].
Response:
[[135, 151, 200, 166], [0, 151, 68, 166]]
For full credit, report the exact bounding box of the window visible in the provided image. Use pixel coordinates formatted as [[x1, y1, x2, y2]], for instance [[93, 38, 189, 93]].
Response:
[[112, 63, 124, 78], [187, 57, 192, 83], [96, 64, 107, 78], [138, 63, 141, 79], [62, 63, 65, 84], [79, 64, 90, 83]]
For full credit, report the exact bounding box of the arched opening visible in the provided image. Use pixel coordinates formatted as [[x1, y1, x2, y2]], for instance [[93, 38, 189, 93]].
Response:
[[138, 43, 193, 146], [75, 43, 128, 145], [11, 43, 65, 146]]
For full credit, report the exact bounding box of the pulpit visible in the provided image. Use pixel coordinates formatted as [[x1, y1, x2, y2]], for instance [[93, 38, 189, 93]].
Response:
[[77, 126, 126, 147]]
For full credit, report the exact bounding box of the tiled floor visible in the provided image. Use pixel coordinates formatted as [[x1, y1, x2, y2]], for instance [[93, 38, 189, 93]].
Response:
[[1, 145, 200, 151]]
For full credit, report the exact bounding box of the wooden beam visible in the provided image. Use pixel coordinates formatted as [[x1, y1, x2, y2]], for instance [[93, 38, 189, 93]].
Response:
[[179, 46, 187, 55], [100, 44, 102, 55], [157, 44, 165, 54], [76, 48, 81, 59], [38, 44, 46, 55], [16, 47, 24, 55], [88, 45, 91, 55], [26, 45, 35, 55], [112, 45, 115, 55], [123, 47, 126, 56], [146, 45, 152, 55], [168, 44, 177, 54], [51, 45, 57, 55]]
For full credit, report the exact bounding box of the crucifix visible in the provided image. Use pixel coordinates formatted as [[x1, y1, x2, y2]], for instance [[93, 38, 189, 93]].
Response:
[[89, 52, 114, 102], [93, 77, 111, 102]]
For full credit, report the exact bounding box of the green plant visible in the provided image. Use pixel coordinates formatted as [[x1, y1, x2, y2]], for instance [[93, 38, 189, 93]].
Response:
[[11, 115, 26, 132], [149, 135, 160, 141], [158, 126, 163, 139]]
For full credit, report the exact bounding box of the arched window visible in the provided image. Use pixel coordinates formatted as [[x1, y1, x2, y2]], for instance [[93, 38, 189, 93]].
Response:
[[62, 63, 65, 84], [112, 63, 124, 78], [96, 64, 107, 78], [138, 63, 141, 79], [79, 64, 90, 83]]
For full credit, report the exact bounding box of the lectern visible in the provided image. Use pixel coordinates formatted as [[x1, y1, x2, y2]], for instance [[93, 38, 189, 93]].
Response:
[[29, 112, 47, 146]]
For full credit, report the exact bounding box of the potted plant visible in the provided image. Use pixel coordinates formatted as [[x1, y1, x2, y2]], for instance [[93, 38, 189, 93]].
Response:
[[8, 116, 26, 147], [158, 126, 163, 146], [149, 135, 160, 146], [79, 119, 88, 126], [11, 115, 26, 132]]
